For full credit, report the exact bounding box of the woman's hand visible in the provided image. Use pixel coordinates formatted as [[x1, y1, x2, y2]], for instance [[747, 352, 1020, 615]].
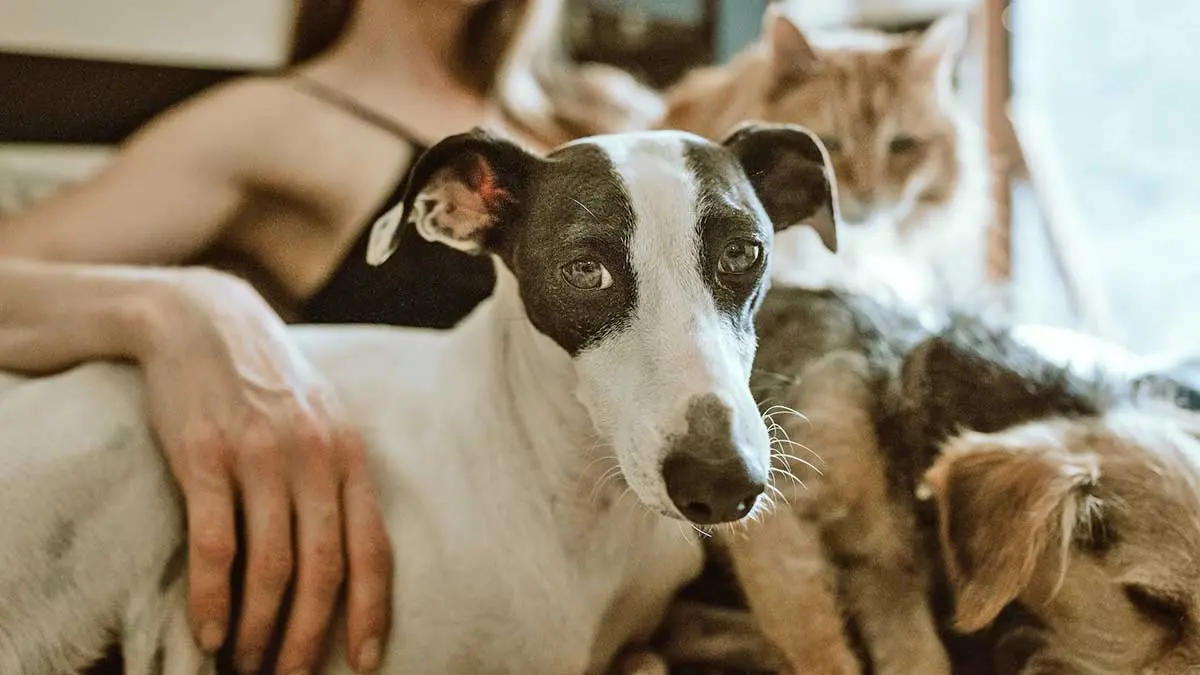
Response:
[[140, 269, 392, 674]]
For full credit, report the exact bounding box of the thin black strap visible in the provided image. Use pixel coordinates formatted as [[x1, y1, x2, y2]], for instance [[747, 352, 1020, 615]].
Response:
[[288, 73, 424, 142]]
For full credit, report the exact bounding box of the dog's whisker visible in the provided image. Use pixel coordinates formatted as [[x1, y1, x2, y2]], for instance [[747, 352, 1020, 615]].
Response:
[[770, 451, 797, 476], [758, 403, 806, 425], [760, 403, 807, 418], [763, 411, 813, 438], [675, 522, 701, 545], [568, 196, 601, 223], [765, 482, 790, 507], [771, 438, 825, 464], [581, 452, 617, 471], [752, 369, 800, 387], [616, 485, 634, 506], [772, 449, 820, 470], [769, 466, 807, 491], [747, 495, 772, 522], [588, 464, 626, 503], [771, 453, 823, 477], [770, 448, 819, 466], [751, 497, 769, 521], [764, 403, 807, 419]]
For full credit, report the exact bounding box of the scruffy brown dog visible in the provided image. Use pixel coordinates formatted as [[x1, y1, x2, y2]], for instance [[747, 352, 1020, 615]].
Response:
[[656, 287, 1200, 675]]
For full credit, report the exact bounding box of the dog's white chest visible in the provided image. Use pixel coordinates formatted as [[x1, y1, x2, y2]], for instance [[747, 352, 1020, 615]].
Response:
[[368, 444, 703, 675], [300, 328, 704, 674]]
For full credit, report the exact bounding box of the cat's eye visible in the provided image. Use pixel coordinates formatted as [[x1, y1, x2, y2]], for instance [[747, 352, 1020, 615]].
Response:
[[561, 258, 612, 290], [717, 239, 763, 275], [819, 136, 842, 154], [1123, 584, 1188, 632], [889, 135, 919, 154]]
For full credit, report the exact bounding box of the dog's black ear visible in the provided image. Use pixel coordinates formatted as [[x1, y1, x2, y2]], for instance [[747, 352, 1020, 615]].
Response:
[[722, 122, 840, 252], [366, 128, 539, 265]]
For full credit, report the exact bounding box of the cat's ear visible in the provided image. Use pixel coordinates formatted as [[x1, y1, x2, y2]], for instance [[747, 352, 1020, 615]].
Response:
[[910, 12, 970, 85], [763, 3, 820, 90]]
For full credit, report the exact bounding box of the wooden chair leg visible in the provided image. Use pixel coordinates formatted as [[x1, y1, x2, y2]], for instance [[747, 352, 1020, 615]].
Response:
[[981, 0, 1014, 283], [994, 0, 1117, 339]]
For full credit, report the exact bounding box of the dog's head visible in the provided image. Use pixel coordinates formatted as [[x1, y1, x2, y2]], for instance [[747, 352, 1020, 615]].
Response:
[[367, 124, 839, 525], [912, 339, 1200, 674]]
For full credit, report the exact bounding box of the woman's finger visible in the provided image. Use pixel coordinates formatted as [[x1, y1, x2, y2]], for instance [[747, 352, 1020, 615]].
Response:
[[273, 424, 345, 674], [232, 429, 294, 674], [340, 432, 392, 673], [182, 436, 238, 653]]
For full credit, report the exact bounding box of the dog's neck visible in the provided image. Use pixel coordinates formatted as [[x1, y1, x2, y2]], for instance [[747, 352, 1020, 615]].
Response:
[[472, 262, 615, 500]]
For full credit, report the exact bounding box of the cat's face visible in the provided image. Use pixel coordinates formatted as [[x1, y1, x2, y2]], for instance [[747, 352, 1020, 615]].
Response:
[[758, 14, 970, 228]]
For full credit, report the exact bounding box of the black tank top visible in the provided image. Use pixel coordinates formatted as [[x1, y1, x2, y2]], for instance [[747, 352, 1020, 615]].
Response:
[[290, 75, 496, 329]]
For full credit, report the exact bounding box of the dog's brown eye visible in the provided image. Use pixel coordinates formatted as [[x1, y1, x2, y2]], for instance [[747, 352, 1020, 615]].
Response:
[[717, 239, 762, 275], [561, 258, 612, 290], [889, 134, 919, 154], [1124, 584, 1188, 632]]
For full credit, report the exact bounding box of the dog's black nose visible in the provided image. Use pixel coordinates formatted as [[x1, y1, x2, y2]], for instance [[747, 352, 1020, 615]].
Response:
[[662, 394, 766, 525], [663, 453, 765, 524]]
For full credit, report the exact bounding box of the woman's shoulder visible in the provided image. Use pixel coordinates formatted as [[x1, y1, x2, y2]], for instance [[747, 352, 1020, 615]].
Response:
[[150, 72, 413, 187], [120, 74, 325, 183], [154, 74, 334, 149]]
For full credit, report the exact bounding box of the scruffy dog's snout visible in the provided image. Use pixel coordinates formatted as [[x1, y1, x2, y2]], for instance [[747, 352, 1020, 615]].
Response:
[[662, 394, 766, 524]]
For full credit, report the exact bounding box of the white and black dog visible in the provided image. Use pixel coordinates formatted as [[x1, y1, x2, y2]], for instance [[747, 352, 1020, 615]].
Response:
[[0, 124, 839, 674]]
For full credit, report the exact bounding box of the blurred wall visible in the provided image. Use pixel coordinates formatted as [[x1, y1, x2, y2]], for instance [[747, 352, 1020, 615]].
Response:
[[0, 0, 353, 144], [0, 0, 295, 69]]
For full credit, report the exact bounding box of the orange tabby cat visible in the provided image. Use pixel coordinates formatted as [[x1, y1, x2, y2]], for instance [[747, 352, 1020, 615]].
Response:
[[663, 6, 992, 310]]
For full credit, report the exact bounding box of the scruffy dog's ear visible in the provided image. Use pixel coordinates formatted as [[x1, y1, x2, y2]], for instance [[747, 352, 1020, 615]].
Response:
[[921, 429, 1101, 633], [367, 128, 539, 265], [721, 122, 840, 252]]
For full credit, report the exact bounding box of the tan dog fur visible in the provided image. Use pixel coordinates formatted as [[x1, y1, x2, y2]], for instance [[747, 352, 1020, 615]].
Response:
[[662, 288, 1200, 675], [720, 350, 948, 675]]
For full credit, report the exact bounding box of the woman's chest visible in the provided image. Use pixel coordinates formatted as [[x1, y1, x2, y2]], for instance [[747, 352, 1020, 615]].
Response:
[[211, 117, 420, 313]]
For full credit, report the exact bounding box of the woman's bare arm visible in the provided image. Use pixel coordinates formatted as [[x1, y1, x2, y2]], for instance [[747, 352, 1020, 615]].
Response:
[[0, 80, 393, 674], [0, 258, 392, 674], [0, 258, 168, 370], [0, 80, 270, 264]]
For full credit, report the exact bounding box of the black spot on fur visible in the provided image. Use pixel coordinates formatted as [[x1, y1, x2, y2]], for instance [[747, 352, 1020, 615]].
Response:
[[684, 140, 774, 335], [46, 517, 76, 561], [400, 131, 639, 356], [673, 394, 735, 460], [158, 543, 186, 593], [507, 142, 639, 356]]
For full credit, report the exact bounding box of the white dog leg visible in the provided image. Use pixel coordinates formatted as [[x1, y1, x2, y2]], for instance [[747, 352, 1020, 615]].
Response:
[[121, 551, 214, 675], [0, 364, 187, 674]]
